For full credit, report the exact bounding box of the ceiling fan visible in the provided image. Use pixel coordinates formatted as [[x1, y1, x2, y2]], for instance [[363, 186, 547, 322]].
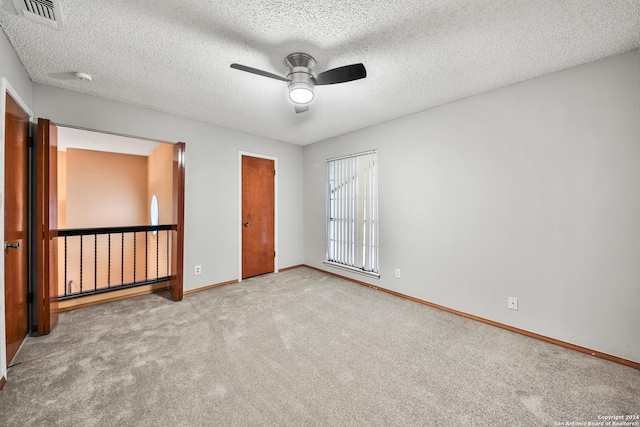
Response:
[[230, 53, 367, 113]]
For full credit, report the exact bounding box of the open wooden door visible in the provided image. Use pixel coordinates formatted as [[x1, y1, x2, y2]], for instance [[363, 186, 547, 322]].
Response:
[[37, 119, 58, 335], [171, 142, 185, 301], [241, 155, 275, 279], [4, 93, 30, 364]]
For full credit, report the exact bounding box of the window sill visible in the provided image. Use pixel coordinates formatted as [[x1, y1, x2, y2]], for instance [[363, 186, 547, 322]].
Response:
[[323, 262, 380, 279]]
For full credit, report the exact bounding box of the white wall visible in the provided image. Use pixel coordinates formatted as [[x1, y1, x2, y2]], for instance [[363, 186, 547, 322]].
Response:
[[32, 84, 304, 292], [0, 29, 32, 107], [303, 50, 640, 363], [0, 27, 34, 381]]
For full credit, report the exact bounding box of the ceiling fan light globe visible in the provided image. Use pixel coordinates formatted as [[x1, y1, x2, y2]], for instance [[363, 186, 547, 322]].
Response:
[[289, 87, 314, 104]]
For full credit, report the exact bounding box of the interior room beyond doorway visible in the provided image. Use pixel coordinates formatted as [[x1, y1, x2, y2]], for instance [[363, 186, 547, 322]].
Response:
[[56, 126, 174, 311]]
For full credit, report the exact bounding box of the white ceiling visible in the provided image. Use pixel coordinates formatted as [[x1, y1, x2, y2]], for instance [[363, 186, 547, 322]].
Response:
[[57, 126, 159, 156], [1, 1, 638, 146]]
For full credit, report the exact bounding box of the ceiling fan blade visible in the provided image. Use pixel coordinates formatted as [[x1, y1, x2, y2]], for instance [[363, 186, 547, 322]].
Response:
[[230, 63, 288, 82], [295, 104, 309, 114], [313, 63, 366, 85]]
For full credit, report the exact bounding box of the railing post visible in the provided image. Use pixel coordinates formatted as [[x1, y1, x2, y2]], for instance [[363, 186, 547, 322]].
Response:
[[79, 235, 83, 293], [64, 236, 68, 296], [94, 234, 97, 292], [156, 230, 159, 280], [133, 232, 137, 283], [108, 234, 111, 288], [121, 232, 124, 286]]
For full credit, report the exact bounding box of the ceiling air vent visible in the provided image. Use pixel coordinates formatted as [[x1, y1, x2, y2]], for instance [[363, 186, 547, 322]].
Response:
[[12, 0, 64, 31]]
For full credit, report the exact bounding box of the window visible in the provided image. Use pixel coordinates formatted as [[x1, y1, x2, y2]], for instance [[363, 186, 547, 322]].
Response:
[[150, 194, 159, 235], [326, 150, 379, 276]]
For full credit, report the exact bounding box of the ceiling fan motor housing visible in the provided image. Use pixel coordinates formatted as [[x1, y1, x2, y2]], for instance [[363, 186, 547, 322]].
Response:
[[286, 53, 316, 104]]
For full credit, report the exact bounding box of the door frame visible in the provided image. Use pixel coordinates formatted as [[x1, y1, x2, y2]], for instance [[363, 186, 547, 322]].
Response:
[[171, 142, 185, 301], [0, 78, 34, 383], [238, 151, 278, 282]]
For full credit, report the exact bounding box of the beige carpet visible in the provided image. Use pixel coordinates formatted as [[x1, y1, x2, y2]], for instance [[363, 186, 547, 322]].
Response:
[[1, 267, 638, 426]]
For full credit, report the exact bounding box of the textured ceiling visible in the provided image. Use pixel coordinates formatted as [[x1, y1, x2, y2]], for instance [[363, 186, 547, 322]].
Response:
[[1, 1, 639, 146]]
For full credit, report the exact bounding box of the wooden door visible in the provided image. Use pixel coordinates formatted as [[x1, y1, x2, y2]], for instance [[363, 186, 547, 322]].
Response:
[[37, 119, 58, 335], [171, 142, 185, 301], [242, 156, 275, 279], [4, 93, 30, 365]]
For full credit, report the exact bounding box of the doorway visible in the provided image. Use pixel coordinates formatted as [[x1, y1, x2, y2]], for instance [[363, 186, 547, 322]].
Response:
[[239, 153, 277, 279], [36, 123, 186, 335]]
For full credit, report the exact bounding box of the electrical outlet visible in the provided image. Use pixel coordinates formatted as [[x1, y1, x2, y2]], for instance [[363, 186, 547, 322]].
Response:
[[508, 296, 518, 311], [194, 265, 202, 275], [395, 269, 401, 279]]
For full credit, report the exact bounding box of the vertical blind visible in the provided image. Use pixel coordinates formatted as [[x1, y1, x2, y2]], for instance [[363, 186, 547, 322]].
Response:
[[326, 151, 379, 274]]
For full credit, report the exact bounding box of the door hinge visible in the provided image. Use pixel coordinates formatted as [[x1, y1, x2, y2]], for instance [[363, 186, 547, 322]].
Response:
[[274, 251, 276, 258], [28, 135, 35, 148], [28, 292, 33, 303], [274, 169, 276, 176]]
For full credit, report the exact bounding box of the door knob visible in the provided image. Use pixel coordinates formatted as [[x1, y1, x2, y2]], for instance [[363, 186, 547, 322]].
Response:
[[243, 222, 249, 227], [4, 241, 19, 250]]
